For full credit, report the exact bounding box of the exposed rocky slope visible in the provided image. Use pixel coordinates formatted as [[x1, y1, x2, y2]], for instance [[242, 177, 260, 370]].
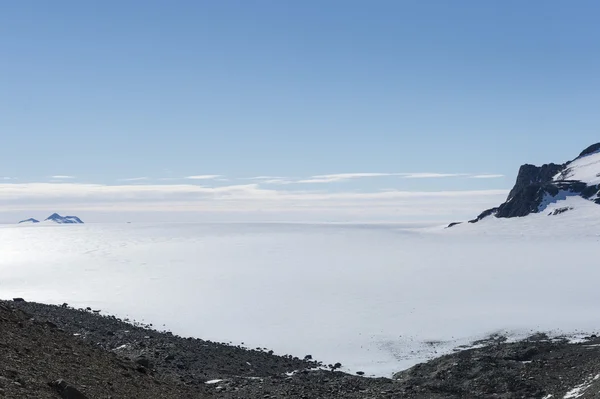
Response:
[[0, 301, 200, 398], [463, 143, 600, 225], [5, 299, 600, 398]]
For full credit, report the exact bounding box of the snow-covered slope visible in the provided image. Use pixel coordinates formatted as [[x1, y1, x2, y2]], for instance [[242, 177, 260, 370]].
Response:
[[555, 149, 600, 186], [44, 213, 84, 224], [2, 216, 600, 377]]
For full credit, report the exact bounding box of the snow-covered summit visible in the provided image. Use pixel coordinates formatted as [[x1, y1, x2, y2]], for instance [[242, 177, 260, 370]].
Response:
[[460, 143, 600, 225], [44, 213, 84, 224]]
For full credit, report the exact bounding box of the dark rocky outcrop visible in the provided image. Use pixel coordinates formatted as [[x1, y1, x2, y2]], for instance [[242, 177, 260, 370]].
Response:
[[506, 163, 565, 201], [578, 142, 600, 158], [392, 333, 600, 399], [548, 206, 573, 216], [467, 143, 600, 223], [495, 180, 587, 218], [468, 207, 498, 223]]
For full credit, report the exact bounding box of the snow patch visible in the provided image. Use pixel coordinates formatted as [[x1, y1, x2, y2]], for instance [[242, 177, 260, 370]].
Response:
[[563, 374, 600, 398]]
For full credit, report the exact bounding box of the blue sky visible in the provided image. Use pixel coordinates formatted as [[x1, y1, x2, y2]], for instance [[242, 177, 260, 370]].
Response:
[[1, 1, 599, 222]]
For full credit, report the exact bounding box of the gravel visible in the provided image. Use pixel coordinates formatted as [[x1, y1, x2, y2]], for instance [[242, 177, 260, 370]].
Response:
[[4, 299, 600, 398]]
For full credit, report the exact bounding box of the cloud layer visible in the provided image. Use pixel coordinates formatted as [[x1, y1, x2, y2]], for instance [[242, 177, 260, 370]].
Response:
[[277, 172, 502, 184], [185, 175, 221, 180], [0, 181, 508, 223]]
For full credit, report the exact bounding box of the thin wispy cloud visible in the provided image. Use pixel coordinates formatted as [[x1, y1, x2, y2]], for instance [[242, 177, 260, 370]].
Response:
[[118, 177, 150, 182], [298, 173, 394, 183], [260, 179, 294, 185], [400, 173, 468, 179], [0, 182, 507, 208], [246, 176, 286, 180], [0, 181, 508, 222], [184, 175, 221, 180], [469, 174, 505, 179], [51, 175, 75, 179], [296, 172, 473, 183]]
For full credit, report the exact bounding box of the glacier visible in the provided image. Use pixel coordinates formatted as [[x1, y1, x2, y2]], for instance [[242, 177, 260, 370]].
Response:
[[2, 200, 600, 377]]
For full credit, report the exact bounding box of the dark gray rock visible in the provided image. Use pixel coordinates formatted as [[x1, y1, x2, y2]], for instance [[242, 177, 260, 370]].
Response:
[[495, 180, 587, 218], [578, 142, 600, 158], [548, 207, 573, 216], [468, 207, 498, 223], [506, 163, 565, 201], [135, 355, 152, 369], [50, 379, 89, 399]]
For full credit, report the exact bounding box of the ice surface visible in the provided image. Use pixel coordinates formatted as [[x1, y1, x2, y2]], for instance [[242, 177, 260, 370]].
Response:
[[2, 201, 600, 377]]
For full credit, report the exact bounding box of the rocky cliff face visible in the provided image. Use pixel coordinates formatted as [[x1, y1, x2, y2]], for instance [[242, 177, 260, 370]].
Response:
[[465, 143, 600, 224], [505, 163, 566, 201]]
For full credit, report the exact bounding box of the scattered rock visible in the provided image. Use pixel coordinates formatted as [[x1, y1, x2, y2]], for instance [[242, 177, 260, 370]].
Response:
[[9, 299, 600, 399], [548, 206, 573, 216]]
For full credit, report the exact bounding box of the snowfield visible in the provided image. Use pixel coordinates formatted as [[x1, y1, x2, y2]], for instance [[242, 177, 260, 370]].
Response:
[[555, 149, 600, 185], [2, 197, 600, 377]]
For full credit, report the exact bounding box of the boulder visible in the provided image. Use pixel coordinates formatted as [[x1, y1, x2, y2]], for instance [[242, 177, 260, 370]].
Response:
[[50, 379, 88, 399]]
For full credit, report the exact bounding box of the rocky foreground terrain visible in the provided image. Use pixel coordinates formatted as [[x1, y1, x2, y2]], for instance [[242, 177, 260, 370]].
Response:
[[3, 299, 600, 398]]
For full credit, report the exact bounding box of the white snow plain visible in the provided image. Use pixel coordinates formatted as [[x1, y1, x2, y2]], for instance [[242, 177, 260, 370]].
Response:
[[2, 197, 600, 377]]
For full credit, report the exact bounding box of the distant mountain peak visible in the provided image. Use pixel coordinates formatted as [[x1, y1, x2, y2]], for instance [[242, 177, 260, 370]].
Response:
[[18, 218, 39, 224], [454, 143, 600, 226], [44, 213, 84, 224]]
